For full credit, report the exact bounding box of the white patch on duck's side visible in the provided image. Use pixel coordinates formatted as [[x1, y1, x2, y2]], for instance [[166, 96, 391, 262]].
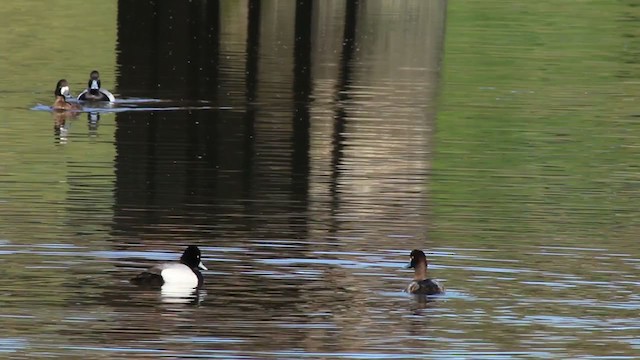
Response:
[[159, 263, 199, 288], [76, 89, 116, 102], [406, 281, 418, 293], [99, 89, 116, 102], [405, 279, 445, 294]]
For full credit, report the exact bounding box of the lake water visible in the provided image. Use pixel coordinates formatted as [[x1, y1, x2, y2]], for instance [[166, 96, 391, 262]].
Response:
[[1, 0, 639, 358]]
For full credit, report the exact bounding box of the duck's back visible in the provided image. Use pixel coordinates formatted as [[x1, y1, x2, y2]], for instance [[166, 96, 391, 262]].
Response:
[[130, 262, 201, 288], [406, 279, 444, 295], [130, 245, 207, 291], [130, 270, 164, 288], [77, 89, 115, 102]]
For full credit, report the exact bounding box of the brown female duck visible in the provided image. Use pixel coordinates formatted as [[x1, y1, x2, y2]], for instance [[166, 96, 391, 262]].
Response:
[[405, 249, 445, 295]]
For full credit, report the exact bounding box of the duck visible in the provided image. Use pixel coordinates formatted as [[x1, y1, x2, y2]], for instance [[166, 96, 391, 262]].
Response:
[[405, 249, 445, 295], [130, 245, 208, 289], [52, 79, 81, 111], [77, 70, 115, 102]]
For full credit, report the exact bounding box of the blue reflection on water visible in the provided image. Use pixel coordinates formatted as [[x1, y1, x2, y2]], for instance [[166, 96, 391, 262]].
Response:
[[0, 338, 27, 353]]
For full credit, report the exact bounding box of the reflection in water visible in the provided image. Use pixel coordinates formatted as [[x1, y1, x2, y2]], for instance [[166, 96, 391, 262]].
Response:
[[52, 110, 106, 143], [292, 0, 312, 200], [53, 110, 79, 144], [52, 111, 72, 144], [116, 0, 221, 99], [88, 112, 100, 134], [331, 0, 358, 223], [105, 0, 447, 357], [159, 287, 206, 305]]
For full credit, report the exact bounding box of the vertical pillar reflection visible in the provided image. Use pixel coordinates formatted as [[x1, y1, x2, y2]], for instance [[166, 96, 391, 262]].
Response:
[[113, 0, 223, 237], [292, 0, 313, 198], [330, 0, 359, 209], [243, 0, 260, 217], [116, 0, 220, 99]]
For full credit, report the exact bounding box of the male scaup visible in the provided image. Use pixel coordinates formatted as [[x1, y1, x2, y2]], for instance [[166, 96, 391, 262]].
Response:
[[77, 70, 115, 102], [405, 249, 445, 295], [53, 79, 81, 111], [131, 245, 208, 289]]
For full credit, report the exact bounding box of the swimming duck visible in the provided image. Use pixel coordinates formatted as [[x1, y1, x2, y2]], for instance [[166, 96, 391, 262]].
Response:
[[53, 79, 81, 111], [77, 70, 115, 102], [405, 249, 445, 295], [130, 245, 208, 289]]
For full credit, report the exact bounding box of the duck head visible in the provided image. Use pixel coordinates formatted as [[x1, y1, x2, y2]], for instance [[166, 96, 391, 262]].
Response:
[[406, 249, 427, 269], [406, 249, 429, 281], [180, 245, 208, 271], [88, 70, 101, 95], [55, 79, 71, 97]]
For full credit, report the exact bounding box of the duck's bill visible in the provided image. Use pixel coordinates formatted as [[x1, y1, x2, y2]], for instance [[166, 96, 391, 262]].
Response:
[[405, 262, 414, 269], [198, 261, 208, 271]]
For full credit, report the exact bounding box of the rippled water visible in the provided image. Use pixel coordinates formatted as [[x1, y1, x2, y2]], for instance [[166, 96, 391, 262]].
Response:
[[1, 0, 639, 358]]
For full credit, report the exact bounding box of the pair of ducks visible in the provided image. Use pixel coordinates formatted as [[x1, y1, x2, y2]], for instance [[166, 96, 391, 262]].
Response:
[[53, 70, 115, 111], [132, 247, 444, 295]]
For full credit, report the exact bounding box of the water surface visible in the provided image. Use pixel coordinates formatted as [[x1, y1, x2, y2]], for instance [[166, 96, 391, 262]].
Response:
[[0, 0, 639, 358]]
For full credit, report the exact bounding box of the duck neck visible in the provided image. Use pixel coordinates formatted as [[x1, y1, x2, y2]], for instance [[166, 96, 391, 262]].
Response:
[[413, 261, 428, 281]]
